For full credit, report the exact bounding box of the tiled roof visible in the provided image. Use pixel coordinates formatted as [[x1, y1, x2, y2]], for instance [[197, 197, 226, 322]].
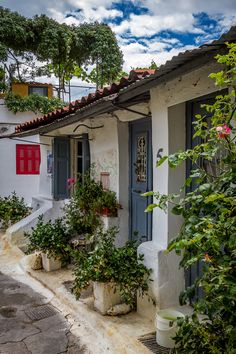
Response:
[[15, 69, 155, 133]]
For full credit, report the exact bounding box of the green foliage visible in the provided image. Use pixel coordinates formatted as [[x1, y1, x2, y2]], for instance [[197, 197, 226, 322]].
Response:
[[64, 170, 120, 236], [0, 7, 123, 90], [0, 192, 30, 229], [63, 172, 103, 236], [73, 227, 152, 307], [145, 43, 236, 353], [5, 92, 65, 114], [26, 216, 71, 262], [93, 189, 120, 216]]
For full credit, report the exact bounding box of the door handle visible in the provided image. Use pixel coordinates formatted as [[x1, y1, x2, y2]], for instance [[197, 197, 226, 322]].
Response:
[[133, 189, 142, 194]]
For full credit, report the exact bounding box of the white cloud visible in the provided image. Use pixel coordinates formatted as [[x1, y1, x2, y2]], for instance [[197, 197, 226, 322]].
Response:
[[113, 13, 205, 37], [121, 42, 196, 71], [68, 7, 122, 22]]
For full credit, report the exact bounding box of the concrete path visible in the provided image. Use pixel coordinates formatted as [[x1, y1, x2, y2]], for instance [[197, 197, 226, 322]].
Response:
[[0, 272, 85, 354], [0, 232, 156, 354]]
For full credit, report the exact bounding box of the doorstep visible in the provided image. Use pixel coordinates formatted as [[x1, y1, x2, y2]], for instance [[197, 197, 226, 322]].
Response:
[[20, 255, 156, 354]]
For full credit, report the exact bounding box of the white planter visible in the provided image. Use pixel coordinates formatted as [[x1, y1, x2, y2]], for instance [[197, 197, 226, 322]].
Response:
[[93, 281, 122, 315], [101, 216, 118, 231], [41, 252, 61, 272], [28, 252, 42, 270], [156, 309, 184, 348]]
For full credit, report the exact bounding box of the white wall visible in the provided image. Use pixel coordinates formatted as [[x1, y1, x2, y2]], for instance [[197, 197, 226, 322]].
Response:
[[0, 99, 40, 205], [38, 135, 53, 198]]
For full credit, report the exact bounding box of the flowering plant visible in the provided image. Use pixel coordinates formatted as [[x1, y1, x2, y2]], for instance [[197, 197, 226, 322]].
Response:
[[67, 178, 76, 190], [144, 43, 236, 353]]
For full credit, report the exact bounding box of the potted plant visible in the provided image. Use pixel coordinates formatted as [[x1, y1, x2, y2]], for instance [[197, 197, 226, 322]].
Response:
[[72, 227, 152, 315], [94, 190, 120, 217], [25, 216, 71, 271], [63, 170, 121, 239], [63, 171, 103, 238]]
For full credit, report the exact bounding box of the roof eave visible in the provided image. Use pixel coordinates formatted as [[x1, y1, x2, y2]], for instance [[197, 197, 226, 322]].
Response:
[[11, 94, 119, 138]]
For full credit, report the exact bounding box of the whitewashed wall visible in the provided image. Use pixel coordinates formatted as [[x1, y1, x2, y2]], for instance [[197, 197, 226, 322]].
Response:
[[0, 99, 40, 205], [38, 135, 53, 198]]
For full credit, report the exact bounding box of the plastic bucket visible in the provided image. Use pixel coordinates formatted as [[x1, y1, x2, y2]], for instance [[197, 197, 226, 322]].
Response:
[[156, 309, 184, 348]]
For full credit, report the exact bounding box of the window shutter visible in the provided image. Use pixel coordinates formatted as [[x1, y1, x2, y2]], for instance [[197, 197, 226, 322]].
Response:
[[16, 144, 40, 174], [53, 137, 70, 200]]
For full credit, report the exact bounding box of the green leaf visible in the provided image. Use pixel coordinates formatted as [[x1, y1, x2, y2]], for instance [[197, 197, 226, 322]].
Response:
[[145, 204, 158, 212], [141, 191, 154, 197], [205, 193, 225, 203], [156, 156, 168, 167]]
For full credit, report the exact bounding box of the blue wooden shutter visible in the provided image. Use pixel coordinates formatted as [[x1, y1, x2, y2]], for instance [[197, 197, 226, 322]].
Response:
[[53, 137, 70, 199]]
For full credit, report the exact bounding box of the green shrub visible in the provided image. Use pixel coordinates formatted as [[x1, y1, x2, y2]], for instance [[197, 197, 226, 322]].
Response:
[[93, 189, 120, 216], [26, 216, 71, 262], [145, 43, 236, 353], [64, 170, 120, 236], [72, 227, 152, 307], [0, 192, 30, 229], [5, 92, 66, 114]]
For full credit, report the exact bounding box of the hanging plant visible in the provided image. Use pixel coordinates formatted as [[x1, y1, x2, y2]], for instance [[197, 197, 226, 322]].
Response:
[[4, 92, 66, 114]]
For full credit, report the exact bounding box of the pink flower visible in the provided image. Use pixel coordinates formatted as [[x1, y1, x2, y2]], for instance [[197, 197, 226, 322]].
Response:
[[216, 124, 231, 138], [67, 178, 76, 190]]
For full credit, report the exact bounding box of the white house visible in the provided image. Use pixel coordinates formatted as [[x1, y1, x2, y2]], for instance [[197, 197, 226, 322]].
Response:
[[0, 82, 53, 204], [8, 26, 236, 320]]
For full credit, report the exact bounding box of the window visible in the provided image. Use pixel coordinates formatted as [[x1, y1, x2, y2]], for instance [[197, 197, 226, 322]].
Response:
[[76, 141, 83, 179], [28, 86, 48, 97], [16, 144, 41, 175]]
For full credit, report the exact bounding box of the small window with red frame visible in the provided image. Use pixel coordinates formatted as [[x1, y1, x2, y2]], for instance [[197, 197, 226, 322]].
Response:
[[16, 144, 41, 175]]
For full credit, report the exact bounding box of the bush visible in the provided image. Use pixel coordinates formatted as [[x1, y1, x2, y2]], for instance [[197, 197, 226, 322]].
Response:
[[72, 227, 152, 307], [26, 216, 71, 262], [145, 43, 236, 353], [0, 192, 30, 229], [5, 92, 66, 114], [64, 170, 120, 236]]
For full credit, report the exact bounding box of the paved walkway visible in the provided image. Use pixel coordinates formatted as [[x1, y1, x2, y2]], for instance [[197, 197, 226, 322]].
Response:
[[0, 232, 156, 354], [0, 272, 85, 354]]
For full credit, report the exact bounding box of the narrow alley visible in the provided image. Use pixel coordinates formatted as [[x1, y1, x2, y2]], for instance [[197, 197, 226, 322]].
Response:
[[0, 272, 86, 354]]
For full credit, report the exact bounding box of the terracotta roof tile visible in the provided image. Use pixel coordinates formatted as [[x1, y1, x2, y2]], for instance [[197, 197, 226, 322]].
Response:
[[15, 69, 156, 133]]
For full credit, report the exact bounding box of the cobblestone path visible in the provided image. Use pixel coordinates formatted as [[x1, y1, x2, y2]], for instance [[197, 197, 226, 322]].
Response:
[[0, 272, 86, 354]]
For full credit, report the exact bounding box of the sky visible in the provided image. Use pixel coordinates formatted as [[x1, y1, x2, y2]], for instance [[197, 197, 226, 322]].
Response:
[[1, 0, 236, 99]]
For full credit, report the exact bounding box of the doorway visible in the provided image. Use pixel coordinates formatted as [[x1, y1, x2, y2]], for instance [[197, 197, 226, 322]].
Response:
[[129, 118, 152, 243]]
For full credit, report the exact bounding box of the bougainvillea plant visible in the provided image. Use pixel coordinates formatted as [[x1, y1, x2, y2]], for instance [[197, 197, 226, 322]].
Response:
[[144, 43, 236, 353]]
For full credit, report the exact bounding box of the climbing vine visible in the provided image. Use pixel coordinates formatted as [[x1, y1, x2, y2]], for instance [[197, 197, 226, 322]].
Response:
[[4, 92, 66, 114], [0, 7, 123, 91], [145, 43, 236, 353]]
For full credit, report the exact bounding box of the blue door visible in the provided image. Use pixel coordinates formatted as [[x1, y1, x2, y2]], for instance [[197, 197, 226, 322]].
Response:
[[130, 119, 152, 242]]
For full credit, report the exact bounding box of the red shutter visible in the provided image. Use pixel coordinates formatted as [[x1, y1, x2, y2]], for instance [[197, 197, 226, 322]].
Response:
[[16, 144, 41, 174]]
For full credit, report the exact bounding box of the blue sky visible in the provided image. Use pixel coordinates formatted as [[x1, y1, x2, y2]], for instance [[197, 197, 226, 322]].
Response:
[[1, 0, 235, 99]]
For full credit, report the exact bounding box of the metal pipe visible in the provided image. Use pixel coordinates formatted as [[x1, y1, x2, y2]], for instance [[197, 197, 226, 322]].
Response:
[[73, 123, 104, 133], [111, 102, 151, 118], [6, 137, 50, 146]]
